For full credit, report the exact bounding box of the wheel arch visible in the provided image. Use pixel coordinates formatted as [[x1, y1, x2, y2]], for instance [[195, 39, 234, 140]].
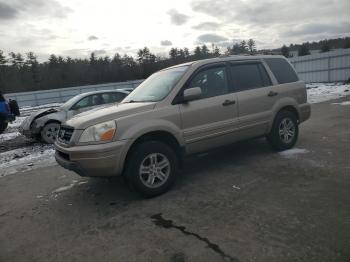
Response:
[[121, 130, 184, 175]]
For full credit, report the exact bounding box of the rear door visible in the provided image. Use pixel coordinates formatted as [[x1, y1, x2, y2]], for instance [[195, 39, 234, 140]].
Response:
[[229, 60, 278, 137], [178, 63, 239, 153]]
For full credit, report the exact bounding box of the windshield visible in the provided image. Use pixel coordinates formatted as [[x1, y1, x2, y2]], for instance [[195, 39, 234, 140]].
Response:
[[123, 66, 189, 103], [60, 94, 84, 110]]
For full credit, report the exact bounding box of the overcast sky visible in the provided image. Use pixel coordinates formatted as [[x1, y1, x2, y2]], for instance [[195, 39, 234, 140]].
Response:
[[0, 0, 349, 61]]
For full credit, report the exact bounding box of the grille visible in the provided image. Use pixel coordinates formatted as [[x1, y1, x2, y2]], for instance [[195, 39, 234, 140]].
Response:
[[57, 126, 74, 144]]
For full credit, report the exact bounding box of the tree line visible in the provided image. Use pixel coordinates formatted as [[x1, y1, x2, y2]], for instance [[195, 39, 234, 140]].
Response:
[[280, 37, 350, 57], [1, 37, 349, 93], [0, 39, 257, 94]]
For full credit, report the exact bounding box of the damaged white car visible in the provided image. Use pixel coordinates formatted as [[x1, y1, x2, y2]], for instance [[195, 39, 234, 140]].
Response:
[[20, 90, 130, 143]]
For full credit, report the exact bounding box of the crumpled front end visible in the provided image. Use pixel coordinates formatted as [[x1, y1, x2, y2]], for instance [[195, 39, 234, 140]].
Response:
[[19, 108, 63, 138]]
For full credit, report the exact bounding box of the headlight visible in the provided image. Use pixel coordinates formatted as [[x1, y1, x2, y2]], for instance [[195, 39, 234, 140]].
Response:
[[79, 120, 116, 143]]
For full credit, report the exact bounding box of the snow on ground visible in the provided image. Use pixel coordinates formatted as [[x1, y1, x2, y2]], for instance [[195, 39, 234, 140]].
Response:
[[279, 148, 309, 159], [53, 180, 78, 193], [8, 116, 26, 128], [332, 101, 350, 106], [0, 145, 55, 177], [0, 131, 21, 142], [306, 83, 350, 104]]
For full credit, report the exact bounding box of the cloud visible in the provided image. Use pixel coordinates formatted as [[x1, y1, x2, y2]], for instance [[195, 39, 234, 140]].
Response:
[[92, 49, 106, 56], [0, 2, 18, 20], [167, 9, 189, 25], [191, 0, 350, 27], [281, 22, 350, 37], [88, 35, 99, 41], [0, 0, 72, 20], [160, 40, 172, 46], [197, 33, 228, 43], [193, 22, 221, 31]]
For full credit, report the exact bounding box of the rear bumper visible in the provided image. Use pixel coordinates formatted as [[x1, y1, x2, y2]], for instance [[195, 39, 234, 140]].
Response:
[[299, 103, 311, 123], [54, 140, 129, 177]]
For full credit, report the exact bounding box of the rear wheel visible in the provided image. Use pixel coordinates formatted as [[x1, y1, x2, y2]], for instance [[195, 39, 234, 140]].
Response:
[[124, 141, 178, 197], [41, 122, 60, 144], [0, 120, 8, 134], [267, 111, 298, 151]]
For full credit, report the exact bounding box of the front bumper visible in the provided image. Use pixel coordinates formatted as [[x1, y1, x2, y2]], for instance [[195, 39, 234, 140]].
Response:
[[54, 140, 129, 177]]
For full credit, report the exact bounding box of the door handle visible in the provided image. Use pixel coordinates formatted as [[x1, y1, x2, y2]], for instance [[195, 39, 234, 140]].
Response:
[[268, 91, 278, 97], [222, 100, 236, 106]]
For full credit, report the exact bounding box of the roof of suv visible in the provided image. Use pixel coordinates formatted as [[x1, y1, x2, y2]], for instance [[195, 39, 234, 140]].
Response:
[[163, 55, 287, 71]]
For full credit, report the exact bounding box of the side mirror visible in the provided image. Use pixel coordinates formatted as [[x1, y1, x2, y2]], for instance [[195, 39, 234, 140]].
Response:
[[183, 87, 202, 102]]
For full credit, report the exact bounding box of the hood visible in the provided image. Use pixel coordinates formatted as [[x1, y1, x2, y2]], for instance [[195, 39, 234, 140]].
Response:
[[21, 108, 59, 129], [66, 102, 156, 129]]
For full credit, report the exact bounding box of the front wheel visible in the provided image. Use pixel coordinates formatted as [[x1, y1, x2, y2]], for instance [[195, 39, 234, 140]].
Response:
[[124, 141, 178, 197], [41, 122, 60, 144], [267, 111, 299, 151]]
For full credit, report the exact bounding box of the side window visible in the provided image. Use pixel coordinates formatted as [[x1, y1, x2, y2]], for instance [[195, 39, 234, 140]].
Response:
[[91, 94, 104, 106], [230, 63, 271, 91], [264, 58, 299, 84], [102, 93, 126, 103], [188, 66, 229, 99]]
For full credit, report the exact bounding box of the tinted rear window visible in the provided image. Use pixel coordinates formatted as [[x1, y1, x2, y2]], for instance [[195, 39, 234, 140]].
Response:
[[264, 58, 299, 84], [230, 63, 271, 91]]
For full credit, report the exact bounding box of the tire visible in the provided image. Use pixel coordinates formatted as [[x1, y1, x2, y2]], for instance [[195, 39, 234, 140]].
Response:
[[124, 141, 178, 197], [0, 120, 8, 134], [40, 122, 60, 144], [267, 111, 299, 151]]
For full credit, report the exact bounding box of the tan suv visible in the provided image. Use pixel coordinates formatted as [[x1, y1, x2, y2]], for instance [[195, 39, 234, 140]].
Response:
[[55, 55, 311, 196]]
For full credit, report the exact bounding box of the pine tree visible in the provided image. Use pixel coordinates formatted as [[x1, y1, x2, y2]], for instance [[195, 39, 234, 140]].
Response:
[[201, 45, 209, 57], [169, 48, 178, 60], [239, 40, 248, 54], [320, 44, 331, 53], [0, 50, 7, 66], [194, 46, 202, 59], [281, 45, 290, 57], [183, 48, 190, 58], [213, 46, 220, 57], [26, 52, 40, 88], [247, 39, 256, 54], [298, 44, 310, 56]]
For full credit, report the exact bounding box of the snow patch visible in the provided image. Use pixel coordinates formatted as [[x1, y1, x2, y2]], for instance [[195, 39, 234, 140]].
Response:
[[307, 83, 350, 104], [0, 145, 56, 177], [8, 116, 26, 128], [53, 180, 80, 193], [54, 183, 76, 193], [279, 148, 309, 159], [332, 101, 350, 106], [0, 132, 21, 142]]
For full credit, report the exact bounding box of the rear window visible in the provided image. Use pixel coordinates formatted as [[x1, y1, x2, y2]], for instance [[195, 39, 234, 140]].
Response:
[[264, 58, 299, 84], [0, 93, 5, 102], [230, 62, 272, 91]]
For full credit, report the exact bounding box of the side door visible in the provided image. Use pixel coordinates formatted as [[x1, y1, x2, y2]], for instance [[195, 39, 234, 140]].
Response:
[[178, 63, 239, 154], [229, 60, 278, 138]]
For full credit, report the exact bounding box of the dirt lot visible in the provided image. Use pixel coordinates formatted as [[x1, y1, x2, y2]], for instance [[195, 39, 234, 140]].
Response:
[[0, 97, 350, 262]]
